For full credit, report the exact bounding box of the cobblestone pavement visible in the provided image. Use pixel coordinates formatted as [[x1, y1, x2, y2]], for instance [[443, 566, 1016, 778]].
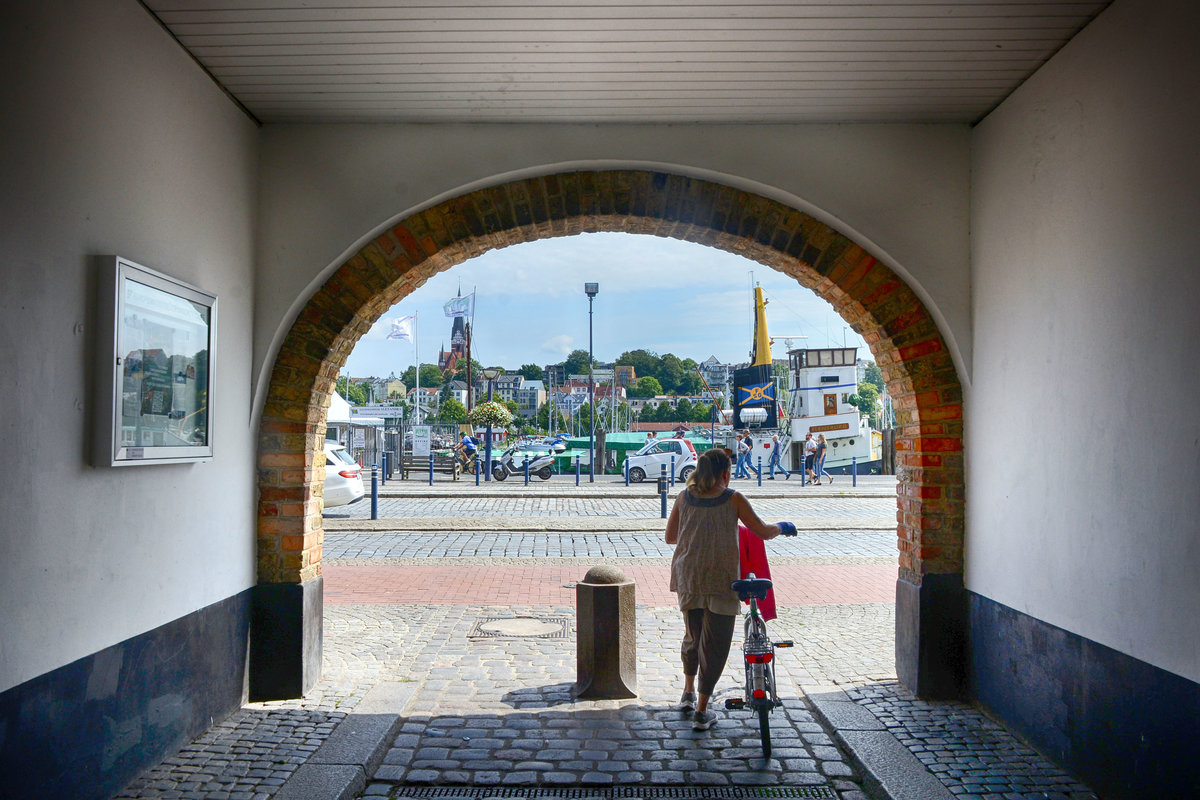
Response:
[[374, 474, 897, 497], [331, 496, 894, 523], [323, 529, 896, 562], [117, 485, 1100, 800]]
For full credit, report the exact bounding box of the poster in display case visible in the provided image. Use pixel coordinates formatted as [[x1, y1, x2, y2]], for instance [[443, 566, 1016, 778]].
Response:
[[94, 256, 217, 466]]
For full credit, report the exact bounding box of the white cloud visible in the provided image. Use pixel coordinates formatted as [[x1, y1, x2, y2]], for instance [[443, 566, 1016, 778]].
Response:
[[540, 334, 574, 356]]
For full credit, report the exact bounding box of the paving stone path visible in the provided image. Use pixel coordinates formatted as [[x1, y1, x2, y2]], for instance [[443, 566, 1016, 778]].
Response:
[[323, 529, 896, 562], [116, 484, 1099, 800], [330, 496, 892, 522]]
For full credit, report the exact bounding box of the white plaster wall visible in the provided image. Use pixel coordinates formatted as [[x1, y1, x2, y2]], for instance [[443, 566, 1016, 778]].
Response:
[[253, 123, 972, 414], [968, 0, 1200, 681], [0, 1, 259, 691]]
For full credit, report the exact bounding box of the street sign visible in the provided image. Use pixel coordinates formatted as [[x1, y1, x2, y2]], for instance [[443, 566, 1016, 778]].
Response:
[[352, 429, 366, 448], [350, 404, 405, 418], [412, 426, 432, 456]]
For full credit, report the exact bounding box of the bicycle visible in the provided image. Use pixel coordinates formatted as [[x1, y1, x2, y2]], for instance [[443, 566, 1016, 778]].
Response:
[[724, 572, 793, 758]]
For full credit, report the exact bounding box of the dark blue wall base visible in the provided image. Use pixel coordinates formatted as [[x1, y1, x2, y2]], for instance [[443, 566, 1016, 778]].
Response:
[[968, 592, 1200, 800], [0, 590, 251, 800], [895, 573, 967, 699], [250, 577, 323, 701]]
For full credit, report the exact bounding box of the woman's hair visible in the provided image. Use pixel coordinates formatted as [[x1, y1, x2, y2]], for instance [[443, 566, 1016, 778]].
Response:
[[818, 434, 826, 442], [688, 448, 731, 493]]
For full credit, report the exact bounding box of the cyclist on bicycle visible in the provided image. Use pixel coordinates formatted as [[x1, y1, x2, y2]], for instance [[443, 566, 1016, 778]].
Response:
[[664, 447, 797, 731], [455, 432, 478, 469]]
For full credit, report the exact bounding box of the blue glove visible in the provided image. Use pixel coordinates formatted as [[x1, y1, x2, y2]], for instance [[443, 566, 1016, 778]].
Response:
[[778, 521, 797, 537]]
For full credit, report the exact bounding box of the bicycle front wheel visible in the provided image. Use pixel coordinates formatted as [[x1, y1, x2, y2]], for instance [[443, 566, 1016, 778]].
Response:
[[757, 704, 772, 759]]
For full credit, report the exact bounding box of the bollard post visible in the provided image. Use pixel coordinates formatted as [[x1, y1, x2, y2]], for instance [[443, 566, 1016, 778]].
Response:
[[475, 454, 480, 486], [757, 456, 763, 486], [381, 452, 387, 486], [852, 456, 857, 487], [670, 455, 676, 486], [524, 455, 530, 486], [660, 464, 668, 519], [575, 455, 581, 486], [370, 464, 378, 520], [624, 457, 629, 486], [428, 453, 434, 486]]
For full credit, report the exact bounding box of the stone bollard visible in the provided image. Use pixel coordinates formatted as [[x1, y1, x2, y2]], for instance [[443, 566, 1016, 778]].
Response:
[[574, 565, 637, 699]]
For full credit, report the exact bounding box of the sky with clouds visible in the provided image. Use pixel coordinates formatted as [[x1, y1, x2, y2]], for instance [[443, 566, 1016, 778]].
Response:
[[343, 232, 871, 379]]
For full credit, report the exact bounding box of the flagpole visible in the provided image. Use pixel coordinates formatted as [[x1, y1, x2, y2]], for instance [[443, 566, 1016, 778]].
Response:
[[414, 310, 420, 425]]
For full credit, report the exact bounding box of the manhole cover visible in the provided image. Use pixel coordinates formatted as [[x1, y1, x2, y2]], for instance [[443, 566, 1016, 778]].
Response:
[[469, 616, 570, 639]]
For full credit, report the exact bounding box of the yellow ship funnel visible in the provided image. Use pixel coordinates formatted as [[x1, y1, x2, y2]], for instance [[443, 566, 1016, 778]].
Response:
[[751, 286, 773, 366]]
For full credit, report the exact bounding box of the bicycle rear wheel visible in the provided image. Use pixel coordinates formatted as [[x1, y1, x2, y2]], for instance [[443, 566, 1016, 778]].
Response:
[[757, 704, 772, 758]]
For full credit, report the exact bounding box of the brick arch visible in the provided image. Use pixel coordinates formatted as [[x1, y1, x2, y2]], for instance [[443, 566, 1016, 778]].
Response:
[[253, 170, 964, 700]]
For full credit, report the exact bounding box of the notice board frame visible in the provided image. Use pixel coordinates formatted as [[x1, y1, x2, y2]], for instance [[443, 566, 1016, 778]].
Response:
[[94, 256, 218, 466]]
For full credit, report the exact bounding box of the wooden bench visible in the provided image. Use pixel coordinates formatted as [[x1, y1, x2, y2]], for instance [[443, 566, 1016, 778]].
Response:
[[399, 452, 462, 480]]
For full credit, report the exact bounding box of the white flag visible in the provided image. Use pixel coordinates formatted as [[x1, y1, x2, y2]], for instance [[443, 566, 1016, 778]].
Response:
[[387, 316, 414, 342], [443, 292, 474, 318]]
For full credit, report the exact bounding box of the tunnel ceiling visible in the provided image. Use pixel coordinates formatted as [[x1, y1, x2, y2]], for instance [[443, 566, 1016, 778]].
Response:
[[146, 1, 1110, 125]]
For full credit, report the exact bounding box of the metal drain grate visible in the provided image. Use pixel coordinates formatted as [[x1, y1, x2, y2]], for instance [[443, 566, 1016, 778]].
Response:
[[468, 616, 571, 639], [393, 788, 836, 799]]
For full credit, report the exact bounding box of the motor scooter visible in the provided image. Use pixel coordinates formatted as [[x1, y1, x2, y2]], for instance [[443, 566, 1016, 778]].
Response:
[[490, 443, 555, 481]]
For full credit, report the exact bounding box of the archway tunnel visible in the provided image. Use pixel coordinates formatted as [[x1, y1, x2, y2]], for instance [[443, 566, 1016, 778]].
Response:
[[252, 169, 964, 702]]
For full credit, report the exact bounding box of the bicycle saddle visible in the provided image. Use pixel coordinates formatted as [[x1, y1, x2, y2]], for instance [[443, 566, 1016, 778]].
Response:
[[731, 575, 772, 601]]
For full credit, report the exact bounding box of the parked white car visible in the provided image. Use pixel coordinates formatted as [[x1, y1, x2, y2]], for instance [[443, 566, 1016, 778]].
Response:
[[624, 437, 698, 483], [323, 442, 365, 508]]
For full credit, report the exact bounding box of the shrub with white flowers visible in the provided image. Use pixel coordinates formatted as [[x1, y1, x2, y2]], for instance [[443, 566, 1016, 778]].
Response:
[[468, 400, 513, 428]]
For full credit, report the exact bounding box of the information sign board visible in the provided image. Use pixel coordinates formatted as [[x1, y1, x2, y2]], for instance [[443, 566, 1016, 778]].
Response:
[[350, 404, 405, 419], [411, 426, 432, 456]]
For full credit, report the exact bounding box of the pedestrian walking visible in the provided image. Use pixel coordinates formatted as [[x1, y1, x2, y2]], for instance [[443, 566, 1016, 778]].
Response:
[[664, 448, 796, 730], [803, 432, 817, 483], [733, 432, 751, 479], [815, 433, 833, 484], [767, 433, 790, 479]]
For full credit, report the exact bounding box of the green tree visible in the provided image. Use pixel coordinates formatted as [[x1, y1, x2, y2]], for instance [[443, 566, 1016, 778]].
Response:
[[576, 401, 593, 433], [864, 361, 885, 393], [628, 375, 664, 398], [449, 357, 483, 385], [400, 363, 446, 390], [336, 376, 368, 405], [691, 402, 713, 423], [659, 353, 686, 392], [615, 349, 660, 378], [562, 349, 593, 377], [676, 370, 702, 395], [438, 397, 468, 424], [518, 363, 544, 382], [849, 382, 881, 425], [675, 397, 694, 421], [616, 402, 632, 430], [537, 401, 567, 432]]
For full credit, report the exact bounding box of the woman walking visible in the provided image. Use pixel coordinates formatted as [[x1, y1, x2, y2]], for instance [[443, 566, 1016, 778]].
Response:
[[814, 433, 833, 485], [664, 448, 796, 730]]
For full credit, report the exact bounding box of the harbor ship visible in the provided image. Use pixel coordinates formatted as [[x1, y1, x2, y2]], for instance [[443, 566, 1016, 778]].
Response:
[[732, 285, 882, 473]]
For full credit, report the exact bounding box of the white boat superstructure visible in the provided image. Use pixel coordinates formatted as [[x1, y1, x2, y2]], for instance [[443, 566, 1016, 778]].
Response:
[[786, 347, 880, 471]]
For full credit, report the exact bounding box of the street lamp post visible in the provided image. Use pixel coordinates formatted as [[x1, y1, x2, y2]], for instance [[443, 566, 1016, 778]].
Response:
[[481, 367, 502, 482], [584, 282, 599, 482]]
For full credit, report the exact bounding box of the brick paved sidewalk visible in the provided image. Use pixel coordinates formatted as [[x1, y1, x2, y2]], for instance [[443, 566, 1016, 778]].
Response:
[[322, 564, 896, 607]]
